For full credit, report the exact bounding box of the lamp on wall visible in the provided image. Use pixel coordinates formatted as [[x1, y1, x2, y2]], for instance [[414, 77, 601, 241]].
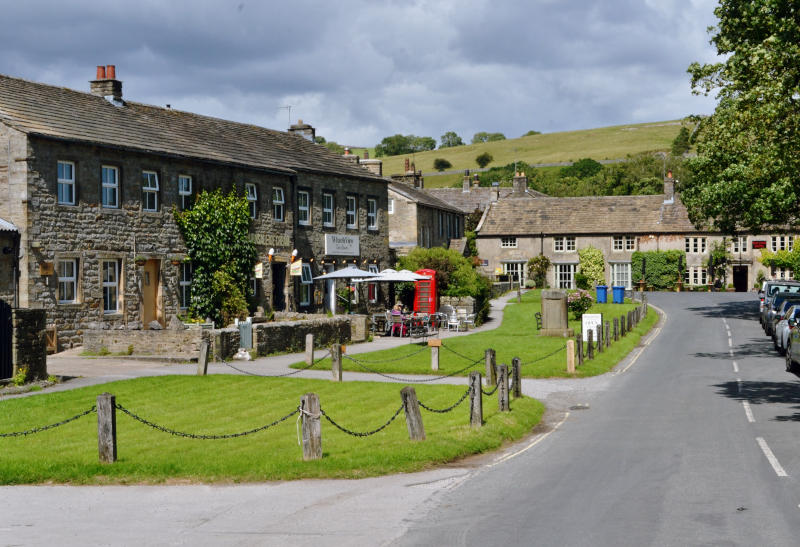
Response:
[[290, 249, 298, 263], [268, 248, 274, 262]]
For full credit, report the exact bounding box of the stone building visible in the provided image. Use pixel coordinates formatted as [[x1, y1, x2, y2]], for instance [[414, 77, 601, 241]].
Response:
[[0, 68, 390, 349], [475, 173, 785, 291], [426, 171, 547, 216]]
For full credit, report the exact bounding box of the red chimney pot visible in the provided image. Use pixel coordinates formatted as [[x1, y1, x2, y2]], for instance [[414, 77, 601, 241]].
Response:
[[106, 65, 116, 79], [96, 66, 106, 80]]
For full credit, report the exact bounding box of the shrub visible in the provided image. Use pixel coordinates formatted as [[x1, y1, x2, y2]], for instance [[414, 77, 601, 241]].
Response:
[[567, 289, 594, 319], [575, 272, 591, 290], [433, 158, 453, 171], [527, 255, 551, 289], [12, 367, 28, 386], [578, 246, 605, 286], [475, 152, 494, 168], [631, 250, 686, 290]]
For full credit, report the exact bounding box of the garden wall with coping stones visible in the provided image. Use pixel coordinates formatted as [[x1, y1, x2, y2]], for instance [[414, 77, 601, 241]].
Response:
[[252, 316, 352, 358], [83, 328, 210, 359], [12, 308, 47, 380]]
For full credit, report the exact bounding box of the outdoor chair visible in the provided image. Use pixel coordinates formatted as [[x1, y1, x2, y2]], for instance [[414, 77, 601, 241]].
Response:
[[457, 308, 475, 330], [390, 313, 407, 336], [447, 310, 464, 331]]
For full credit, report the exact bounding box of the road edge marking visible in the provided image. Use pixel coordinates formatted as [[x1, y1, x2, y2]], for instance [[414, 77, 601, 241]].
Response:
[[487, 412, 570, 468], [757, 437, 788, 477], [742, 401, 755, 423]]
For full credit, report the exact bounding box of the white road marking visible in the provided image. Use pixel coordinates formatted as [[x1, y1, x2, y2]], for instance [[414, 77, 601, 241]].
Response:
[[732, 361, 739, 373], [722, 318, 728, 327], [488, 412, 569, 468], [757, 437, 788, 477], [729, 349, 735, 358], [737, 378, 742, 393], [728, 336, 733, 347], [742, 401, 755, 423]]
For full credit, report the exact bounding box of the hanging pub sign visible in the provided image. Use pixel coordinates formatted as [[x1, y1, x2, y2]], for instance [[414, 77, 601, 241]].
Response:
[[290, 259, 303, 276], [752, 240, 767, 249]]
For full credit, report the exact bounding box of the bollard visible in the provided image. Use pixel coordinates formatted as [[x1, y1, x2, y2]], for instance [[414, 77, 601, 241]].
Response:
[[576, 335, 584, 367], [300, 393, 322, 460], [428, 338, 441, 371], [497, 364, 510, 412], [469, 372, 483, 428], [587, 329, 594, 360], [330, 344, 342, 382], [511, 357, 521, 398], [566, 339, 576, 373], [596, 325, 603, 353], [305, 333, 314, 366], [613, 317, 619, 342], [197, 340, 209, 376], [401, 387, 426, 441], [485, 348, 497, 386], [96, 392, 117, 463], [605, 321, 611, 349]]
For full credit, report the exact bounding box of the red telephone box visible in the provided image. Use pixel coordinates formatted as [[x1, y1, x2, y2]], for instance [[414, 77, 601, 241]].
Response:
[[413, 269, 437, 314]]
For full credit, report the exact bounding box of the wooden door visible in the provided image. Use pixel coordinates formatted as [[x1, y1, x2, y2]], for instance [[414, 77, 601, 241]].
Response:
[[142, 259, 163, 327]]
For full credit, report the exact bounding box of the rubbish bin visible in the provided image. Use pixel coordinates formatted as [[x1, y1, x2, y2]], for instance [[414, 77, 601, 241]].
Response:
[[612, 286, 625, 304], [595, 285, 608, 304]]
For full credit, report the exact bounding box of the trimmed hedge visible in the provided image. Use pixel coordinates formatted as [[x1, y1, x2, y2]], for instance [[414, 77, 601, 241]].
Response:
[[631, 250, 686, 289]]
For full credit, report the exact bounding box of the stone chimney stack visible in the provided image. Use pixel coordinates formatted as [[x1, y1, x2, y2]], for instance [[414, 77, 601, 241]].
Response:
[[492, 182, 500, 202], [90, 65, 123, 103], [404, 158, 410, 173], [363, 150, 369, 160], [664, 170, 675, 203], [473, 173, 480, 188], [462, 169, 471, 193], [288, 119, 316, 142], [512, 171, 528, 197]]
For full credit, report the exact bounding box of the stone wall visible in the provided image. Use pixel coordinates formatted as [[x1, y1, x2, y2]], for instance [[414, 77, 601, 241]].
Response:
[[252, 316, 351, 358], [12, 308, 47, 380], [440, 296, 476, 315], [83, 328, 208, 359]]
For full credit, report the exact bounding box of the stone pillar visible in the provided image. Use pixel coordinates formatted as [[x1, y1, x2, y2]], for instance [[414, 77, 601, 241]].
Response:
[[540, 290, 574, 337], [11, 309, 47, 380]]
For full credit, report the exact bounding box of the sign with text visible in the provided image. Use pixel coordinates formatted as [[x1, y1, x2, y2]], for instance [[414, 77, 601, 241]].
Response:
[[290, 259, 303, 276], [325, 234, 359, 256], [582, 313, 603, 342], [249, 233, 291, 248], [254, 262, 263, 279], [752, 240, 767, 249]]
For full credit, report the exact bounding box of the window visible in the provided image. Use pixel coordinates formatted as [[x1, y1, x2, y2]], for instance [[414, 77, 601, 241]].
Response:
[[502, 262, 524, 283], [246, 183, 258, 219], [689, 266, 708, 286], [57, 161, 75, 205], [613, 236, 635, 251], [771, 235, 794, 252], [297, 190, 310, 225], [272, 187, 285, 222], [501, 237, 517, 248], [57, 259, 77, 303], [179, 262, 192, 309], [323, 192, 334, 227], [346, 195, 357, 228], [102, 260, 119, 313], [388, 198, 394, 214], [142, 171, 159, 212], [300, 263, 313, 306], [610, 263, 631, 289], [730, 236, 746, 253], [554, 236, 576, 252], [772, 267, 794, 280], [101, 166, 119, 208], [685, 237, 707, 253], [556, 264, 576, 289], [368, 264, 379, 303], [367, 198, 378, 229], [178, 175, 193, 210]]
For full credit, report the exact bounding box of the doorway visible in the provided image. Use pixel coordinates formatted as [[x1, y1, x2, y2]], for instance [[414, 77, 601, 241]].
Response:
[[272, 262, 286, 311], [733, 265, 749, 292], [142, 259, 163, 328]]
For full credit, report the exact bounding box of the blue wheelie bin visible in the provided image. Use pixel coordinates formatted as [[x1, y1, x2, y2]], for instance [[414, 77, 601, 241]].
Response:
[[595, 285, 608, 303], [612, 286, 625, 304]]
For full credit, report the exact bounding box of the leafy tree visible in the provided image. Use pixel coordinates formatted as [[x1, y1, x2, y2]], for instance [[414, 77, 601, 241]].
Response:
[[433, 158, 452, 171], [522, 130, 541, 136], [323, 141, 345, 155], [682, 0, 800, 234], [475, 152, 494, 168], [671, 126, 690, 156], [706, 240, 732, 286], [560, 158, 603, 179], [374, 134, 436, 157], [174, 189, 257, 326], [439, 131, 464, 148], [411, 136, 437, 152], [577, 246, 605, 287], [471, 132, 506, 144]]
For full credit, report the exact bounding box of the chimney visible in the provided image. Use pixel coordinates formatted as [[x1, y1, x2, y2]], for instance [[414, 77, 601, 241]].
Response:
[[473, 173, 480, 188], [664, 170, 675, 203], [288, 119, 316, 142], [404, 158, 410, 173], [90, 64, 123, 103], [344, 147, 350, 155], [512, 171, 528, 197], [363, 150, 369, 160], [462, 169, 471, 193], [492, 181, 500, 202]]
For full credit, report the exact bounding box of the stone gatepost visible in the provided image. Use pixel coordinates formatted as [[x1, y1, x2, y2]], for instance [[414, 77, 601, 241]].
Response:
[[540, 290, 574, 337], [11, 309, 47, 380]]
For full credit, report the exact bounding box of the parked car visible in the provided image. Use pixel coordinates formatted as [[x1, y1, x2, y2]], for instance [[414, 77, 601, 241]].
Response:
[[760, 281, 800, 328], [785, 318, 800, 373], [774, 305, 800, 355], [764, 291, 800, 336]]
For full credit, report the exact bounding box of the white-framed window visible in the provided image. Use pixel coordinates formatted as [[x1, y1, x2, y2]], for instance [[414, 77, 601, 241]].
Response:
[[610, 262, 631, 289], [554, 236, 576, 252], [613, 236, 635, 251], [556, 263, 576, 289], [772, 267, 794, 280], [730, 236, 746, 253], [300, 263, 313, 306], [686, 266, 708, 286], [246, 183, 258, 219], [179, 262, 192, 310], [57, 161, 75, 205], [297, 190, 310, 225], [102, 260, 119, 313], [685, 237, 707, 254], [771, 235, 794, 252], [501, 237, 517, 248], [57, 258, 77, 303], [141, 171, 159, 212], [272, 187, 285, 222], [322, 192, 335, 227], [368, 264, 379, 303], [502, 262, 524, 283], [178, 175, 192, 210], [101, 165, 119, 208], [367, 198, 378, 230], [388, 198, 394, 214], [346, 195, 357, 228]]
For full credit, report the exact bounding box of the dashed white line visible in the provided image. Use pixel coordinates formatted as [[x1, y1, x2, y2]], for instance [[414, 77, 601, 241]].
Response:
[[757, 437, 788, 477], [732, 361, 739, 373], [728, 336, 733, 347], [737, 378, 742, 393], [742, 401, 755, 423], [729, 349, 735, 358], [722, 318, 728, 327]]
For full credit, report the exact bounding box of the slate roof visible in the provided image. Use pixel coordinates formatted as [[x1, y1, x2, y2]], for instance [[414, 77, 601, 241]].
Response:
[[426, 186, 548, 214], [388, 182, 463, 215], [477, 194, 700, 236], [0, 74, 385, 183], [0, 218, 18, 232]]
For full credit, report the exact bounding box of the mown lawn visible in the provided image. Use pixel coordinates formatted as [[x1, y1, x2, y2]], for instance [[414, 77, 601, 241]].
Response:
[[0, 376, 543, 484], [293, 289, 657, 378]]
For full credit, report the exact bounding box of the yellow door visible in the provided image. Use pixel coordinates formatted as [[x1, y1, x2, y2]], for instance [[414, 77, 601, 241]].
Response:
[[142, 259, 163, 328]]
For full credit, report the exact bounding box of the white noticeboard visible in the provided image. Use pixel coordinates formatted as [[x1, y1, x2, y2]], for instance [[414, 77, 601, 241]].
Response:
[[582, 313, 603, 342]]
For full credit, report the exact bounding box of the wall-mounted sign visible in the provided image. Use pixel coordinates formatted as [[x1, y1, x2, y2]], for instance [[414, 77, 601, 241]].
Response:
[[752, 240, 767, 249], [254, 262, 263, 279], [290, 259, 303, 276], [582, 313, 603, 342], [250, 233, 291, 248], [39, 262, 54, 276], [325, 234, 359, 256]]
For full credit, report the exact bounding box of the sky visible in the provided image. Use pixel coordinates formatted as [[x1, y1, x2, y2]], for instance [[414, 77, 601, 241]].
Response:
[[0, 0, 722, 148]]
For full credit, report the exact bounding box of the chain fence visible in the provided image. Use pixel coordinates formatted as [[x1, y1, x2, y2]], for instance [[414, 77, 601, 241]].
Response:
[[481, 382, 500, 397], [0, 405, 96, 438], [320, 403, 404, 437], [223, 350, 331, 378], [346, 344, 430, 364], [518, 344, 567, 367], [417, 387, 471, 413], [440, 343, 482, 362], [342, 353, 484, 383]]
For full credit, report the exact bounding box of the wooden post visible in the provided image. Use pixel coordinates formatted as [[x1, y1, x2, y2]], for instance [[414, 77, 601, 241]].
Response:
[[96, 392, 117, 463], [196, 340, 209, 376], [596, 325, 603, 353], [401, 387, 426, 441], [566, 339, 575, 373], [605, 321, 611, 348], [331, 344, 342, 382], [485, 348, 497, 386], [643, 295, 648, 316], [613, 317, 619, 342], [511, 357, 521, 398], [517, 282, 522, 304], [587, 329, 594, 360], [497, 364, 510, 411], [428, 338, 441, 371], [576, 335, 583, 367], [469, 372, 483, 428], [305, 333, 314, 366], [300, 393, 322, 460], [620, 314, 626, 336]]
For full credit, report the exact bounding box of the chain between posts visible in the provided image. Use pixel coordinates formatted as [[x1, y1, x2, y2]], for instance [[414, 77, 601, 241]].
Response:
[[0, 406, 96, 437], [440, 343, 482, 362], [518, 345, 567, 366], [417, 388, 471, 413], [223, 350, 331, 377], [319, 403, 404, 437], [481, 382, 500, 396], [347, 345, 430, 364], [114, 403, 299, 439], [343, 354, 483, 383]]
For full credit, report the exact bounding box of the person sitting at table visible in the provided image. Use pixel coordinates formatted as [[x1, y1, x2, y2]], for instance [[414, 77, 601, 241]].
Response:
[[389, 303, 405, 336]]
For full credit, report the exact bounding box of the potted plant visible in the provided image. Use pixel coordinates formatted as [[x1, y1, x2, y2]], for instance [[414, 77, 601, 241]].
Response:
[[134, 255, 147, 266]]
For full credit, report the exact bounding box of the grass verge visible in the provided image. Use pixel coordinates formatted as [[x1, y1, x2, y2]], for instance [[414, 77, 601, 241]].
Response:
[[0, 376, 543, 484]]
